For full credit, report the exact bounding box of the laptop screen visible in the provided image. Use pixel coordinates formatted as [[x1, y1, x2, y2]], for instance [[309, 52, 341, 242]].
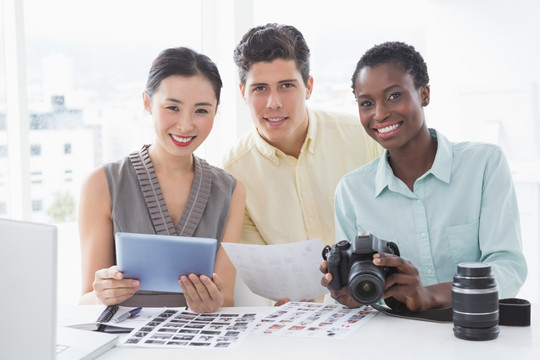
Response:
[[0, 218, 57, 360]]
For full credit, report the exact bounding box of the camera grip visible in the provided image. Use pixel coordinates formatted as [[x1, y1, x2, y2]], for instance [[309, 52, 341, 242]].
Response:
[[326, 252, 344, 291]]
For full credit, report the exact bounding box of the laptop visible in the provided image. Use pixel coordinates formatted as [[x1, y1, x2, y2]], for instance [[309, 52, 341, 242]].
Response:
[[0, 218, 118, 360]]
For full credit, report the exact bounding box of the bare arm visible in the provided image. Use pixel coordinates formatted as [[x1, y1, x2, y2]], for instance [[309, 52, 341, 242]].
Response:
[[213, 180, 246, 306], [78, 167, 139, 305]]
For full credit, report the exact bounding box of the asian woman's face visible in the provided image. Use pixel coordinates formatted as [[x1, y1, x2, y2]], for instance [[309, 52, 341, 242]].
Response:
[[143, 74, 217, 157], [353, 62, 430, 152]]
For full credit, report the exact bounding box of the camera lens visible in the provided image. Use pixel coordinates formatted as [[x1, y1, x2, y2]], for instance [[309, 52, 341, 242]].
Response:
[[348, 261, 385, 305], [452, 262, 499, 341], [355, 280, 377, 299]]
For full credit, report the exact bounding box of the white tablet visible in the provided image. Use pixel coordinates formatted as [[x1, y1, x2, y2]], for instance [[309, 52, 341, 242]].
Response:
[[115, 232, 218, 293]]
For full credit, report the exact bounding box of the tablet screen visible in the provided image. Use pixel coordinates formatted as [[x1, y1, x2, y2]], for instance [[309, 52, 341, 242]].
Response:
[[115, 232, 218, 293]]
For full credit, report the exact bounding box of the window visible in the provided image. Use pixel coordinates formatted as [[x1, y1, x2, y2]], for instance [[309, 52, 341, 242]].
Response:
[[31, 199, 42, 211], [64, 168, 73, 182], [0, 1, 8, 216], [30, 144, 41, 156], [5, 0, 204, 224]]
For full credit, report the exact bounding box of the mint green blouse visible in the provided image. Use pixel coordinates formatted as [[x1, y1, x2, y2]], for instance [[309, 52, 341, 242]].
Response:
[[334, 129, 527, 298]]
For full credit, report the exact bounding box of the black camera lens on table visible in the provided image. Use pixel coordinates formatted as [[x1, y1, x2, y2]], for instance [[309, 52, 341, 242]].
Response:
[[322, 233, 400, 305], [452, 262, 500, 341]]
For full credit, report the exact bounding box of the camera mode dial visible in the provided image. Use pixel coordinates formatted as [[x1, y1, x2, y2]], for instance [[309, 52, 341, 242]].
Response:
[[336, 240, 350, 250]]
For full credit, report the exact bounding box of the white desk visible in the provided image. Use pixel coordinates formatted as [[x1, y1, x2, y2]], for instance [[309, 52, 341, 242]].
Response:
[[60, 305, 538, 360]]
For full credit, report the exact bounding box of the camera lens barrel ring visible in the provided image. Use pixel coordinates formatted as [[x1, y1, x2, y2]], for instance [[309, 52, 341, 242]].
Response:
[[348, 262, 386, 305]]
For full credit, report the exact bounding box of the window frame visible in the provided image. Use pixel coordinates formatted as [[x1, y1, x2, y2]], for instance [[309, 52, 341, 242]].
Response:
[[2, 0, 32, 219]]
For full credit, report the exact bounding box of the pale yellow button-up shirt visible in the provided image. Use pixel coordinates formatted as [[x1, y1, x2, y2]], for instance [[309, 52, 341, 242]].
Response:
[[222, 108, 382, 247]]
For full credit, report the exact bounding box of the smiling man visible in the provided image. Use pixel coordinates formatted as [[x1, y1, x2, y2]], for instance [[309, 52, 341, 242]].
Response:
[[223, 23, 381, 254]]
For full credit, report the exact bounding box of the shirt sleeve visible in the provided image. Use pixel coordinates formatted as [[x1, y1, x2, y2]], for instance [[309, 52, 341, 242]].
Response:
[[334, 178, 359, 244], [239, 209, 267, 245], [478, 146, 527, 298]]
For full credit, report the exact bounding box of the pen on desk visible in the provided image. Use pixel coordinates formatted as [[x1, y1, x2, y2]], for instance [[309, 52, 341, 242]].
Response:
[[113, 307, 142, 323]]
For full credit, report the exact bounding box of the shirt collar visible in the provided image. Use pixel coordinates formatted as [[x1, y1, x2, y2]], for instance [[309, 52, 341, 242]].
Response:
[[374, 128, 453, 196], [429, 128, 452, 183], [253, 108, 315, 164]]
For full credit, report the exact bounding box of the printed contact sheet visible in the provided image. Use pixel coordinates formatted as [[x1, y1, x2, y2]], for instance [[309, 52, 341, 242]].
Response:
[[251, 302, 376, 338], [120, 309, 261, 349], [119, 302, 377, 349]]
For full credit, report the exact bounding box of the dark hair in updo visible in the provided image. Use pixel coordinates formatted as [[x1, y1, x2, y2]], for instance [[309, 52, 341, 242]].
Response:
[[145, 47, 222, 106]]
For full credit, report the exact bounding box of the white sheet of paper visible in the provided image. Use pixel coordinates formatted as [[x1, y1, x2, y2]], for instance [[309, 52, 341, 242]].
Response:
[[222, 238, 329, 301]]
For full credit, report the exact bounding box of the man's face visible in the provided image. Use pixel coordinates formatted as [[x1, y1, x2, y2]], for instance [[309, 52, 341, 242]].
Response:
[[240, 58, 313, 155]]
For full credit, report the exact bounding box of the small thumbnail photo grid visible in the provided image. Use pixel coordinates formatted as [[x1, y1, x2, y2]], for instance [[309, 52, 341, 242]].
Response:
[[120, 309, 260, 349], [252, 302, 376, 339]]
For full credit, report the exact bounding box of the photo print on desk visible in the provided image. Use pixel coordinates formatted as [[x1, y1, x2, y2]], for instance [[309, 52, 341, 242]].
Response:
[[120, 309, 261, 349], [252, 302, 377, 339]]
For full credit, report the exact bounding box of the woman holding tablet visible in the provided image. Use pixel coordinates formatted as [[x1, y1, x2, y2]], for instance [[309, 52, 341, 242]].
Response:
[[79, 47, 245, 313]]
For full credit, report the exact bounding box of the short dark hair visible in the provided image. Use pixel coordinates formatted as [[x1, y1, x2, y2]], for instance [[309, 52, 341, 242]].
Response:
[[145, 47, 223, 106], [351, 41, 429, 93], [233, 23, 311, 86]]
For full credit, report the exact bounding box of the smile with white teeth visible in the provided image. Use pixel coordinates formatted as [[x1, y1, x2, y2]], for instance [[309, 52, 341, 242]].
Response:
[[377, 123, 400, 134], [265, 117, 286, 122], [171, 134, 194, 143]]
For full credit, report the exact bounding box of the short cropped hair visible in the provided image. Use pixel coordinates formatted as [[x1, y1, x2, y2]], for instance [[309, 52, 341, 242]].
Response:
[[233, 23, 311, 86], [351, 41, 429, 93]]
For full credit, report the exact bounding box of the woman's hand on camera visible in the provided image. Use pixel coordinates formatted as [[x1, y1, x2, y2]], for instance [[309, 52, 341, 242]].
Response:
[[179, 273, 224, 313], [374, 253, 451, 312], [93, 265, 140, 305], [320, 260, 361, 309]]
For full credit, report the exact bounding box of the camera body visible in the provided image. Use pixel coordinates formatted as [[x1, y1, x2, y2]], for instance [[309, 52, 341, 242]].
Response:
[[323, 233, 399, 305]]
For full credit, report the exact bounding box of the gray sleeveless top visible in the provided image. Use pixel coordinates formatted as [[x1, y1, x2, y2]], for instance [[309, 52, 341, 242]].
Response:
[[104, 145, 236, 307]]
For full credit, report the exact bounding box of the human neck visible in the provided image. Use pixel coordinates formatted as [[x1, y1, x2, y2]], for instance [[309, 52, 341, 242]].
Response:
[[147, 144, 193, 175], [271, 138, 305, 158], [387, 132, 437, 190]]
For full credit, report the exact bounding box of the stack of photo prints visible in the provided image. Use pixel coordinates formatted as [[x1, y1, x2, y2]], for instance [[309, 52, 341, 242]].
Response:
[[120, 302, 376, 349]]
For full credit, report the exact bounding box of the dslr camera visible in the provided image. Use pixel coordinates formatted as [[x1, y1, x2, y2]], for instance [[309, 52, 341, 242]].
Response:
[[322, 233, 400, 305]]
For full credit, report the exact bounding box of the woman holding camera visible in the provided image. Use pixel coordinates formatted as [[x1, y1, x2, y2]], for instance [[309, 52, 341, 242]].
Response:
[[321, 42, 526, 312]]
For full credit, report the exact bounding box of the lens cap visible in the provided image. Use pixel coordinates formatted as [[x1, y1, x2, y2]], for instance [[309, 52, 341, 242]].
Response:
[[457, 262, 492, 277]]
